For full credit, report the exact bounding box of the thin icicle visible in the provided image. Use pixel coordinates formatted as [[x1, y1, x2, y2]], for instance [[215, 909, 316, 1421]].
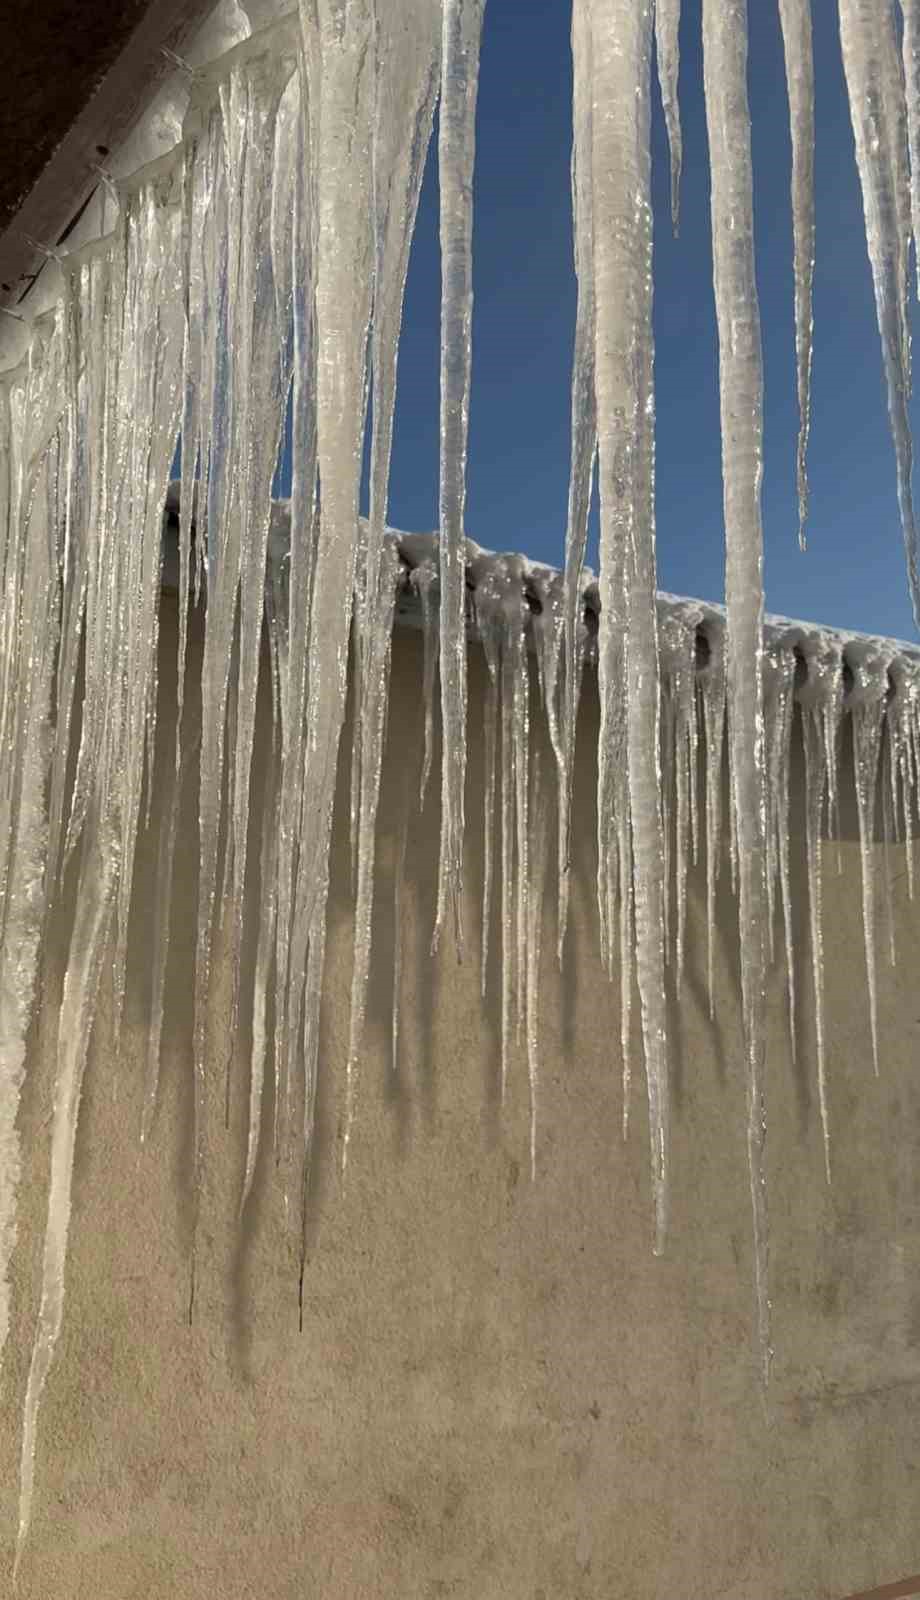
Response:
[[142, 721, 198, 1143], [655, 0, 683, 233], [473, 553, 527, 1100], [271, 70, 317, 1174], [560, 0, 596, 965], [763, 634, 798, 1060], [659, 606, 700, 988], [525, 748, 548, 1181], [391, 763, 411, 1074], [343, 542, 400, 1171], [796, 635, 841, 1186], [435, 0, 486, 952], [839, 0, 920, 625], [241, 736, 280, 1213], [480, 625, 498, 997], [411, 551, 440, 808], [847, 640, 891, 1077], [702, 0, 771, 1382], [777, 0, 815, 547]]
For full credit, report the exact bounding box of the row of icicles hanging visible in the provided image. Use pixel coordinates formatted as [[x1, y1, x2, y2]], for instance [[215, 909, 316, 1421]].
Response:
[[2, 0, 920, 1571]]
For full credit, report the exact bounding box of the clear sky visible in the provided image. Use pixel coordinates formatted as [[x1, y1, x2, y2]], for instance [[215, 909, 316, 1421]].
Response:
[[375, 0, 920, 643]]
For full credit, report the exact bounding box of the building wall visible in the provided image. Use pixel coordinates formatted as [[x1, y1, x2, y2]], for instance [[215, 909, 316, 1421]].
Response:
[[1, 597, 919, 1599]]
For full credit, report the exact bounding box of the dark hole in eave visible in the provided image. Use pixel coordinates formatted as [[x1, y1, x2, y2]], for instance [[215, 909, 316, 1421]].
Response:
[[582, 600, 599, 637], [694, 627, 711, 671], [524, 582, 542, 616]]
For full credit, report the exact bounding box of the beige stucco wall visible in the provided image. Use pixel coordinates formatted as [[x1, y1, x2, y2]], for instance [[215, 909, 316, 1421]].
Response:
[[1, 595, 919, 1599]]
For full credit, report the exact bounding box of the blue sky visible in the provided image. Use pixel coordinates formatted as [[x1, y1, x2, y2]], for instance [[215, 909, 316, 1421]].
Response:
[[376, 0, 920, 643]]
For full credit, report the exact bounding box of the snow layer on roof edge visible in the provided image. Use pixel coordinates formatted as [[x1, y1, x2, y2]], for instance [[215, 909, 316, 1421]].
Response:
[[161, 484, 920, 687]]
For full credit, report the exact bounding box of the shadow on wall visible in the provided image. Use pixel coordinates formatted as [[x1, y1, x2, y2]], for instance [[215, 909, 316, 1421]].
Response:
[[2, 588, 920, 1600]]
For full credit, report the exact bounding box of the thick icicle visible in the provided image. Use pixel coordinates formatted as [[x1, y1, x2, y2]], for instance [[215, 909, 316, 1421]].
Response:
[[698, 620, 726, 1016], [18, 156, 184, 1559], [846, 639, 891, 1077], [0, 315, 66, 1379], [16, 830, 118, 1574], [344, 0, 441, 1163], [839, 0, 920, 625], [702, 0, 771, 1382], [655, 0, 683, 233], [777, 0, 815, 546], [560, 0, 596, 964], [435, 0, 486, 951], [589, 0, 669, 1253], [288, 0, 374, 1195]]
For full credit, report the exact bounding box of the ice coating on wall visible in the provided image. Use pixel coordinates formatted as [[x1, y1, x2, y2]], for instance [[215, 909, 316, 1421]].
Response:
[[4, 0, 920, 1570]]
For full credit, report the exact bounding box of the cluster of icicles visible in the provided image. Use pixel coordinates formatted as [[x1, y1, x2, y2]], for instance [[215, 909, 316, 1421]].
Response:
[[3, 0, 920, 1571]]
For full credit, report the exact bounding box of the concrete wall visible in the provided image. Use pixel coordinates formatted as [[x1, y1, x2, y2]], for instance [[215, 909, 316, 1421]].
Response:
[[1, 596, 920, 1599]]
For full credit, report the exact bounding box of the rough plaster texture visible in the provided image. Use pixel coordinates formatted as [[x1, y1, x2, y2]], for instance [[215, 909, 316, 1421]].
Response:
[[1, 598, 920, 1599]]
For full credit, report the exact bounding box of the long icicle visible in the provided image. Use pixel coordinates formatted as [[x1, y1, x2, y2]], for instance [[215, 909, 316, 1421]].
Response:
[[434, 0, 486, 953], [589, 0, 669, 1254], [702, 0, 772, 1383], [839, 0, 920, 625], [655, 0, 683, 234], [902, 0, 920, 297], [560, 0, 596, 965], [777, 0, 815, 547]]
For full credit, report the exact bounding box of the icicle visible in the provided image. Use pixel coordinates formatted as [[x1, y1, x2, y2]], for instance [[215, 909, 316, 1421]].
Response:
[[363, 0, 440, 685], [777, 0, 815, 547], [142, 720, 198, 1142], [17, 828, 118, 1573], [0, 314, 66, 1380], [480, 620, 498, 997], [881, 726, 898, 969], [796, 634, 841, 1186], [391, 760, 412, 1074], [272, 75, 317, 1174], [343, 541, 400, 1171], [286, 0, 374, 1180], [839, 0, 920, 625], [702, 0, 771, 1382], [473, 553, 528, 1099], [241, 736, 280, 1213], [560, 0, 596, 965], [889, 654, 920, 899], [186, 20, 299, 1220], [655, 0, 682, 233], [109, 164, 186, 1044], [219, 32, 297, 1105], [526, 748, 548, 1181], [659, 605, 700, 988], [589, 0, 669, 1253], [763, 632, 798, 1060], [435, 0, 486, 952], [411, 551, 440, 808], [846, 639, 891, 1077], [903, 0, 920, 298]]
